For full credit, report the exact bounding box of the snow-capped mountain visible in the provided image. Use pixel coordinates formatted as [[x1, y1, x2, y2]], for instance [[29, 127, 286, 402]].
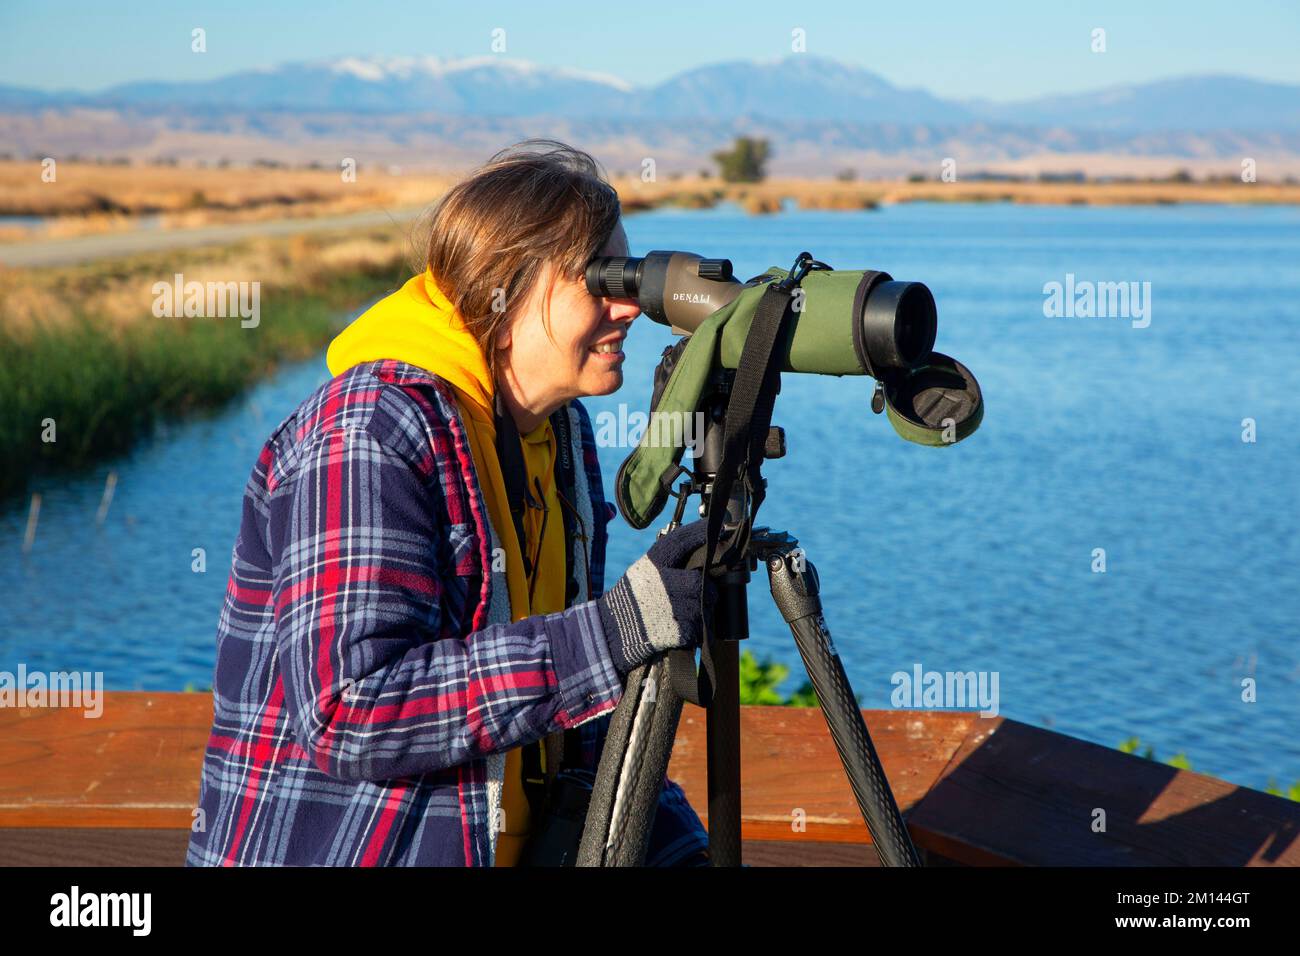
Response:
[[3, 54, 1297, 131]]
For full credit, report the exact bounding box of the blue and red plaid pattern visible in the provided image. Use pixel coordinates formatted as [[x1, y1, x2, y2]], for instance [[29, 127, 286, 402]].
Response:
[[186, 359, 708, 866]]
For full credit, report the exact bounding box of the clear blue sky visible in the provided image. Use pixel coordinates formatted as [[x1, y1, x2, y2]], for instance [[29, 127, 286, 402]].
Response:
[[1, 0, 1297, 100]]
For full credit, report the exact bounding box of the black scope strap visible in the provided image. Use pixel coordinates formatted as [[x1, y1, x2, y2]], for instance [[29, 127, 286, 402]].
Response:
[[493, 391, 540, 582], [549, 404, 584, 608], [678, 280, 797, 709]]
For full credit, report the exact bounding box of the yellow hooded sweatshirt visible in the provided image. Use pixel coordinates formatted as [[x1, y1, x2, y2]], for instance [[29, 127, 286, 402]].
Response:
[[326, 268, 566, 866]]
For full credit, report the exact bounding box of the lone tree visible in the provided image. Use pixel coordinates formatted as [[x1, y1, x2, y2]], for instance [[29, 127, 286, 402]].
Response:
[[711, 137, 771, 183]]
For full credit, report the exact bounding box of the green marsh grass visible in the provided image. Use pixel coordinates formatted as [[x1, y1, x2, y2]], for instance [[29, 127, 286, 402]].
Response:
[[0, 255, 406, 498]]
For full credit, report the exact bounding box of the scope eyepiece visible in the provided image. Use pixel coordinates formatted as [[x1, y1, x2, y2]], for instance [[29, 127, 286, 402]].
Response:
[[586, 256, 644, 300]]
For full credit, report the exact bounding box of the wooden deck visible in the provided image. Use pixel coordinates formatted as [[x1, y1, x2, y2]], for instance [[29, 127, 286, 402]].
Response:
[[1, 693, 1296, 866]]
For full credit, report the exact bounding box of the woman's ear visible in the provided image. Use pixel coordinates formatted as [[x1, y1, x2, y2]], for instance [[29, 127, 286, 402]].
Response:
[[494, 321, 512, 351]]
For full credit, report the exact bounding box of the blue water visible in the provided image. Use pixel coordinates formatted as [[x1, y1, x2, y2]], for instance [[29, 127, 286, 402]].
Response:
[[2, 202, 1298, 794], [0, 215, 47, 231]]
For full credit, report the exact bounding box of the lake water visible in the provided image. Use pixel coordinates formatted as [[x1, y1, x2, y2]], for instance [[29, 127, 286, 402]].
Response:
[[0, 215, 47, 230], [2, 201, 1298, 794]]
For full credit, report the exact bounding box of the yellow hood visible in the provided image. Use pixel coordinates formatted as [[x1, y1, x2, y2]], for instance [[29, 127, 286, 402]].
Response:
[[327, 269, 496, 427], [326, 268, 563, 628]]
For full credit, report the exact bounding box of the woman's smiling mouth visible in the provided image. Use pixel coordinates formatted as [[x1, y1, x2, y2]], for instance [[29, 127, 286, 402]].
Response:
[[589, 335, 625, 358]]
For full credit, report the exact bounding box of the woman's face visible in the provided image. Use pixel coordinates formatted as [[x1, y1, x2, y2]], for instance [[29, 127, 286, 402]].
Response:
[[497, 222, 640, 413]]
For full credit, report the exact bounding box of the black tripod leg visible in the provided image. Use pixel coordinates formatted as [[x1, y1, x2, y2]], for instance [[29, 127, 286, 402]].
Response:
[[765, 548, 922, 867], [706, 638, 742, 867]]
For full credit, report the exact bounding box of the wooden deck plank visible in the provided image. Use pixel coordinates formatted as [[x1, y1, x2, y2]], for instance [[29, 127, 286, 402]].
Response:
[[906, 717, 1300, 866], [0, 827, 190, 867], [0, 693, 209, 829], [741, 839, 882, 866]]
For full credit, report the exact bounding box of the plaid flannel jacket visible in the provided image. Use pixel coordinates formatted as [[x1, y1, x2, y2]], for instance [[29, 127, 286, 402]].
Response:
[[185, 359, 709, 866]]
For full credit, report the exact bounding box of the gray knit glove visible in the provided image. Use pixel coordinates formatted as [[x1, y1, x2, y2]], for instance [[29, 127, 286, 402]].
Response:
[[596, 519, 717, 675]]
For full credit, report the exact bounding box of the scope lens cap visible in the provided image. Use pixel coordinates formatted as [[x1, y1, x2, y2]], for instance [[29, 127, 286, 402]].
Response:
[[883, 352, 983, 446]]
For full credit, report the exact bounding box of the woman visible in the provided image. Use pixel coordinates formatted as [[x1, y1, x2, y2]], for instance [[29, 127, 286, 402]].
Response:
[[186, 140, 714, 867]]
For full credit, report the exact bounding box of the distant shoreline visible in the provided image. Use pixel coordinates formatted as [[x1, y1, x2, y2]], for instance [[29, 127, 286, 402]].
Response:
[[2, 162, 1298, 252], [611, 176, 1300, 214]]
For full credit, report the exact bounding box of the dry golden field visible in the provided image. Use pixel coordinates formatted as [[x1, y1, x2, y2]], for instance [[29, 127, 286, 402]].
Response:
[[3, 161, 1298, 244], [0, 162, 455, 241]]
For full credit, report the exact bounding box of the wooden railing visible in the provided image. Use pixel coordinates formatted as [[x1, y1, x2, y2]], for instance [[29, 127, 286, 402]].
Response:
[[1, 693, 1296, 866]]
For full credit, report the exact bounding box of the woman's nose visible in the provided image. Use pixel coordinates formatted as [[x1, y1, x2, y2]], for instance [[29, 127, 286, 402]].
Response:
[[609, 299, 641, 324]]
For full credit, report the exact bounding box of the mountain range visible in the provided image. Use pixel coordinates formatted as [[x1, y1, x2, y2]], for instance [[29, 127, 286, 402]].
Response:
[[5, 54, 1298, 130], [3, 55, 1299, 175]]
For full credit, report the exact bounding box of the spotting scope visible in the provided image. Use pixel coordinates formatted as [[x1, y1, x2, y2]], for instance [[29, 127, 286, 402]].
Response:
[[586, 249, 939, 380]]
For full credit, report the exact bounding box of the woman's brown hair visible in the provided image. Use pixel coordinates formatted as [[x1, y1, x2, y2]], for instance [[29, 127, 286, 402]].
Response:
[[421, 139, 623, 383]]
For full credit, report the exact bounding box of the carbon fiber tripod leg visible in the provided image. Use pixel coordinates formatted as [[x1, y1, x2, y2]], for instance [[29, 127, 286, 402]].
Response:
[[765, 545, 922, 867]]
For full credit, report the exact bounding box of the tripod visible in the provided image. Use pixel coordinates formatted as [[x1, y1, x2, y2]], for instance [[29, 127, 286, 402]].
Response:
[[576, 364, 922, 867]]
